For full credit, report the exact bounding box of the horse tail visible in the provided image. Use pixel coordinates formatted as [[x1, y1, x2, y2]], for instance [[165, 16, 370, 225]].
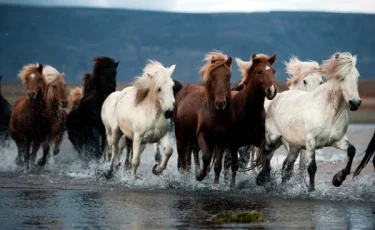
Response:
[[353, 130, 375, 177], [238, 141, 268, 172], [68, 87, 83, 109]]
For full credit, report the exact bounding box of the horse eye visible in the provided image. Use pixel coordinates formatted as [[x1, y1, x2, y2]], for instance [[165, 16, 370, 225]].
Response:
[[158, 88, 161, 92], [53, 85, 56, 88], [320, 81, 323, 85], [257, 70, 263, 75], [303, 80, 307, 85]]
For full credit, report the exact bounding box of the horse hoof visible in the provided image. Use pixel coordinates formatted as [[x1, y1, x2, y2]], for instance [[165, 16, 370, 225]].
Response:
[[256, 171, 270, 186], [332, 174, 344, 187], [152, 164, 162, 175], [308, 186, 315, 192], [196, 171, 207, 181], [104, 170, 113, 179], [37, 158, 47, 166], [15, 158, 23, 166]]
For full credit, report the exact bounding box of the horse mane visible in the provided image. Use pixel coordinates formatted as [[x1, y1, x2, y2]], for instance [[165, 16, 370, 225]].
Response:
[[199, 51, 231, 84], [18, 63, 43, 85], [42, 65, 60, 84], [134, 60, 169, 105], [285, 56, 320, 87], [68, 87, 83, 109], [321, 52, 359, 81], [82, 73, 94, 95], [236, 53, 270, 86], [92, 56, 117, 77]]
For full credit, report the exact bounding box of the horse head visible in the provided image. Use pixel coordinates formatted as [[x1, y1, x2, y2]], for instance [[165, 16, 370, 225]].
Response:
[[46, 72, 68, 108], [236, 53, 277, 100], [285, 56, 324, 92], [92, 57, 119, 97], [18, 63, 45, 100], [200, 51, 232, 110], [321, 52, 361, 111]]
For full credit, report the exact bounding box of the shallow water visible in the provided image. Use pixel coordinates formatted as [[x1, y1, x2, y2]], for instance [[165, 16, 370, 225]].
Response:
[[0, 124, 374, 229]]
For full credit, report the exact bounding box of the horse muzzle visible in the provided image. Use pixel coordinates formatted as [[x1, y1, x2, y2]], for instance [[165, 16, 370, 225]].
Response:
[[28, 91, 37, 100], [215, 100, 227, 110], [59, 100, 69, 108], [348, 99, 361, 111], [265, 86, 277, 100], [164, 110, 174, 119]]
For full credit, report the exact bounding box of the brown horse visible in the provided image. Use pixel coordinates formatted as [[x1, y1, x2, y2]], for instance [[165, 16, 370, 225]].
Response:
[[68, 87, 83, 110], [223, 53, 277, 184], [174, 51, 234, 185], [9, 64, 68, 169]]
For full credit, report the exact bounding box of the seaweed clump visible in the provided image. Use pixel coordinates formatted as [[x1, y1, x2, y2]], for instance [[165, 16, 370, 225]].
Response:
[[211, 210, 267, 224]]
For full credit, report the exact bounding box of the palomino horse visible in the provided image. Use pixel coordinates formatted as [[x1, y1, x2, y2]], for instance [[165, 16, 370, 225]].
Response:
[[174, 51, 234, 186], [67, 57, 119, 160], [241, 56, 324, 173], [68, 87, 83, 110], [222, 53, 277, 186], [255, 52, 361, 191], [0, 75, 12, 145], [100, 79, 183, 176], [102, 60, 176, 177], [353, 130, 375, 177], [10, 64, 68, 169]]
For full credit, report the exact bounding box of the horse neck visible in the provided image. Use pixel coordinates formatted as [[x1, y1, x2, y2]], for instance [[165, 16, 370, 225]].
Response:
[[236, 80, 265, 114], [44, 89, 60, 116], [313, 80, 346, 116]]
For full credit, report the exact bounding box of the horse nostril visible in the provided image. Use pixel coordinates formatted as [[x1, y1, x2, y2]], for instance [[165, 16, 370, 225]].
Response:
[[215, 101, 226, 109], [349, 99, 361, 109], [164, 110, 173, 119]]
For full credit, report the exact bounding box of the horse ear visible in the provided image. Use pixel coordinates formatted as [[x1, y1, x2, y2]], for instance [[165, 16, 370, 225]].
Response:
[[226, 57, 232, 67], [268, 54, 277, 65], [60, 72, 65, 79], [251, 54, 257, 60], [37, 64, 43, 73], [115, 61, 120, 68], [147, 73, 153, 79], [168, 65, 176, 76]]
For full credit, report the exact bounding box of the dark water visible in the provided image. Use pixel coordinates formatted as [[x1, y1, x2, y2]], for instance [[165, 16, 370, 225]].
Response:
[[0, 124, 374, 229]]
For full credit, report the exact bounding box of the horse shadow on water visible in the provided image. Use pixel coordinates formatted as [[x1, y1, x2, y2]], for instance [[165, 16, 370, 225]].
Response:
[[0, 75, 12, 146], [66, 57, 119, 163]]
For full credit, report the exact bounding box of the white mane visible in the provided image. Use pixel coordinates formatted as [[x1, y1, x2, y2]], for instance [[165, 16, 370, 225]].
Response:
[[42, 65, 60, 84], [321, 52, 359, 80], [285, 56, 321, 87]]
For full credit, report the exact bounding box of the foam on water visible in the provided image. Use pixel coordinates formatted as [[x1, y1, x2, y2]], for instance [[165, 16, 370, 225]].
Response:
[[0, 125, 374, 202]]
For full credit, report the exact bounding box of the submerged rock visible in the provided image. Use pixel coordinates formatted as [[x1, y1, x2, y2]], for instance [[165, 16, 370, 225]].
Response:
[[211, 210, 267, 224]]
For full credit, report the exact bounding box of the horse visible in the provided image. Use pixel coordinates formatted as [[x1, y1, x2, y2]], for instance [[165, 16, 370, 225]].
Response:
[[68, 87, 83, 110], [174, 51, 234, 186], [240, 56, 324, 173], [66, 57, 119, 161], [100, 79, 183, 177], [220, 53, 277, 186], [255, 52, 361, 192], [353, 130, 375, 177], [102, 60, 176, 177], [0, 75, 12, 145], [10, 64, 68, 169]]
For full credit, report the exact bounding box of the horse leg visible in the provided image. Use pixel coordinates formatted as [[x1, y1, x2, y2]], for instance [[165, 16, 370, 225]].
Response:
[[223, 148, 231, 182], [298, 150, 309, 177], [238, 145, 250, 169], [196, 133, 213, 181], [176, 136, 189, 173], [131, 134, 146, 177], [123, 137, 132, 171], [250, 146, 261, 173], [229, 146, 239, 188], [38, 138, 50, 166], [22, 140, 31, 170], [256, 133, 281, 186], [15, 141, 24, 166], [331, 136, 356, 187], [152, 133, 173, 175], [192, 145, 200, 174], [52, 132, 64, 156], [154, 143, 162, 163], [213, 147, 225, 185], [281, 146, 300, 183], [105, 131, 121, 179]]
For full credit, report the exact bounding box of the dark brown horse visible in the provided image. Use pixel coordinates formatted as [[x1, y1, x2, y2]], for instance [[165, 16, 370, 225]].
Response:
[[353, 130, 375, 177], [174, 51, 235, 185], [0, 75, 12, 145], [223, 53, 277, 185]]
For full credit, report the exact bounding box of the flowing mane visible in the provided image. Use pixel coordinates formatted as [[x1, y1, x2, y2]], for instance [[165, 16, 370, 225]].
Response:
[[321, 52, 359, 80], [285, 56, 320, 87], [236, 53, 270, 86], [18, 63, 44, 85], [199, 51, 231, 84], [134, 60, 172, 105], [42, 65, 60, 84]]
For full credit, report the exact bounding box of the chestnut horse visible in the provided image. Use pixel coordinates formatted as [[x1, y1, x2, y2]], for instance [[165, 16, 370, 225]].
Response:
[[174, 51, 235, 186], [0, 75, 12, 145], [10, 64, 68, 169], [223, 53, 277, 184], [67, 57, 119, 160]]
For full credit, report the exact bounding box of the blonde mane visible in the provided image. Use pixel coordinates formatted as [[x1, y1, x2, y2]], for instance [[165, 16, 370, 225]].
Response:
[[18, 63, 43, 85], [43, 65, 60, 84], [69, 87, 83, 109], [237, 53, 270, 86], [134, 60, 173, 105], [321, 52, 359, 80], [199, 51, 231, 84], [285, 56, 320, 87]]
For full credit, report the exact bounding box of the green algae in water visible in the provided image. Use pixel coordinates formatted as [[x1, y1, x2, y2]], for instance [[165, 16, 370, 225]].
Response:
[[211, 210, 267, 224]]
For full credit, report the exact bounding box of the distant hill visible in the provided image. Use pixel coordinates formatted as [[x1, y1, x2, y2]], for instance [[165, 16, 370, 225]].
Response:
[[0, 4, 374, 83]]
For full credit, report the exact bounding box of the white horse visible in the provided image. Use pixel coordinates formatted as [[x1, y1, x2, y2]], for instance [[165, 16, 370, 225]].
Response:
[[245, 57, 324, 172], [256, 52, 361, 192], [101, 60, 176, 177]]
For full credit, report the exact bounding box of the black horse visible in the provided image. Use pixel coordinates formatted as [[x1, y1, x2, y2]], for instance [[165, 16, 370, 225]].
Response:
[[353, 130, 375, 177], [67, 57, 119, 160], [0, 75, 12, 146]]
